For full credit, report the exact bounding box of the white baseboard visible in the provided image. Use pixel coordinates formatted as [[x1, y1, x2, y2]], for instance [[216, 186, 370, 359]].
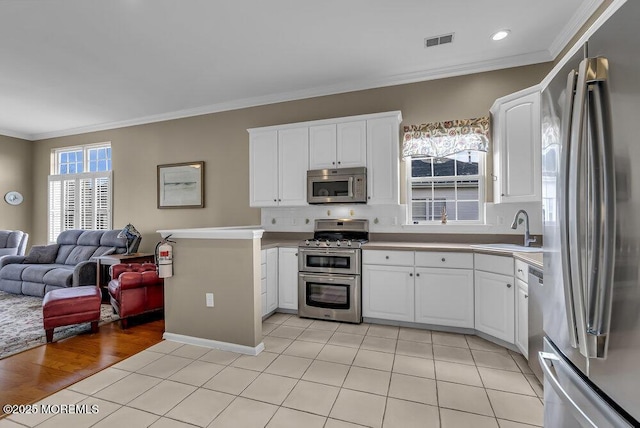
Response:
[[162, 332, 265, 356]]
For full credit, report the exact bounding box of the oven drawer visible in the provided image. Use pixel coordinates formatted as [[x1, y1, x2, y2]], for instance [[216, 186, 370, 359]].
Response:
[[299, 247, 360, 275], [362, 250, 414, 266], [415, 251, 473, 269]]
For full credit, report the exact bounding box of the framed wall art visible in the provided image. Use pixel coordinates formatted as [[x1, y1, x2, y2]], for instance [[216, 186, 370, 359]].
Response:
[[157, 161, 204, 208]]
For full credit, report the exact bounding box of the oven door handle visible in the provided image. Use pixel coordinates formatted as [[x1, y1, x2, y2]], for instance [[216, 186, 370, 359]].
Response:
[[300, 273, 354, 282], [300, 249, 357, 255], [348, 176, 354, 197]]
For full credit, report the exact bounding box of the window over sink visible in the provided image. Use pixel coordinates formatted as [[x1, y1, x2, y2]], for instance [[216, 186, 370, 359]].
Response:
[[403, 117, 488, 224], [407, 152, 484, 223]]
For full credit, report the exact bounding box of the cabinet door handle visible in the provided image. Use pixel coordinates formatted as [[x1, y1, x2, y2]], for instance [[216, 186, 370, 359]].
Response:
[[441, 258, 446, 262], [278, 199, 281, 202], [409, 273, 413, 277], [517, 268, 523, 273], [416, 273, 420, 277], [273, 199, 277, 202], [525, 295, 529, 299], [338, 161, 341, 165], [507, 283, 512, 288], [295, 253, 298, 256], [385, 256, 389, 259], [332, 161, 335, 165]]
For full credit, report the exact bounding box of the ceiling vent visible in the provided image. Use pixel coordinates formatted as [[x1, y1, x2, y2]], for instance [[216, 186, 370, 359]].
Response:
[[424, 33, 454, 48]]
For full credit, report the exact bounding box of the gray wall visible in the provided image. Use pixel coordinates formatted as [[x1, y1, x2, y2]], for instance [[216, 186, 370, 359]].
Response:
[[164, 238, 262, 348], [0, 135, 33, 240], [28, 63, 552, 249]]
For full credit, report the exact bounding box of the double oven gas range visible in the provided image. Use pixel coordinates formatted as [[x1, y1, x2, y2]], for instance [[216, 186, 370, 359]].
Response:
[[298, 219, 368, 324]]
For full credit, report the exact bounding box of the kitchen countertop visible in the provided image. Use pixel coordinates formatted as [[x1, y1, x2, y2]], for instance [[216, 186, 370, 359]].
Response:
[[261, 238, 544, 269], [261, 239, 300, 249], [513, 252, 543, 269]]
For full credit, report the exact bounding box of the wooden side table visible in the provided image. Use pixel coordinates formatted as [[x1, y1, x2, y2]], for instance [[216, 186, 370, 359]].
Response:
[[96, 253, 155, 298]]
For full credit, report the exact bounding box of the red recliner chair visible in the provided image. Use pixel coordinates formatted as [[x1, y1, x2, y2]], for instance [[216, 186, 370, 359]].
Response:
[[108, 263, 164, 328]]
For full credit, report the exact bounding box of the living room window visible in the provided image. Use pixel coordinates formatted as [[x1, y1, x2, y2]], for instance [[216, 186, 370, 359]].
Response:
[[48, 143, 112, 242]]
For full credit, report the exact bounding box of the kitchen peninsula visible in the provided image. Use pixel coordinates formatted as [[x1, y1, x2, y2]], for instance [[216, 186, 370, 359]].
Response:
[[157, 226, 266, 355]]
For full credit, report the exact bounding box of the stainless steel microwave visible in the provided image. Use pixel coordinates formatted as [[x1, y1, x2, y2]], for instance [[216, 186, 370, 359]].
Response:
[[307, 167, 367, 204]]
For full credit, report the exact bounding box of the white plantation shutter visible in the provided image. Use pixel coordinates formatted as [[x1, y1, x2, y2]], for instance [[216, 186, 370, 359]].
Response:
[[48, 171, 112, 243], [95, 176, 111, 230]]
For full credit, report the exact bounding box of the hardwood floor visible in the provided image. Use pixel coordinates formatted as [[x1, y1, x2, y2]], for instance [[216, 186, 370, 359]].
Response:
[[0, 317, 164, 415]]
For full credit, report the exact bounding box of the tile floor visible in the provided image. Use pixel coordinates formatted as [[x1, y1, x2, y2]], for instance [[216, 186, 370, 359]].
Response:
[[2, 313, 544, 428]]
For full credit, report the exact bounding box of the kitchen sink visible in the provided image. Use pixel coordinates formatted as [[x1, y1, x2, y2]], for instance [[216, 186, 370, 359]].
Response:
[[470, 243, 543, 253]]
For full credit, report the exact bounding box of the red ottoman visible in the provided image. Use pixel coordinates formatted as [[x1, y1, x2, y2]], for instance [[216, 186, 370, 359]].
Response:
[[42, 286, 102, 343]]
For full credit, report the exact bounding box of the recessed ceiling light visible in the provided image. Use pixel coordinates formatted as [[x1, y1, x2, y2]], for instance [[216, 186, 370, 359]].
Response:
[[491, 30, 511, 41]]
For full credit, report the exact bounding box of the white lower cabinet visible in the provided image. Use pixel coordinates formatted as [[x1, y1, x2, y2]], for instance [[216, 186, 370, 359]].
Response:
[[475, 270, 515, 343], [362, 264, 414, 322], [415, 267, 474, 328], [278, 247, 299, 310], [515, 277, 529, 357], [262, 248, 278, 316]]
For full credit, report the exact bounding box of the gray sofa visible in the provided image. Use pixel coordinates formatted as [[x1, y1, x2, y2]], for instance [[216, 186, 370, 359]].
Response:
[[0, 229, 136, 297], [0, 230, 28, 257]]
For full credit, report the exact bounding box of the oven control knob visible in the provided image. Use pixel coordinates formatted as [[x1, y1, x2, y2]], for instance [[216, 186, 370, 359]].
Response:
[[336, 240, 341, 247], [347, 240, 352, 247], [315, 240, 320, 246], [325, 240, 330, 246], [305, 240, 310, 246]]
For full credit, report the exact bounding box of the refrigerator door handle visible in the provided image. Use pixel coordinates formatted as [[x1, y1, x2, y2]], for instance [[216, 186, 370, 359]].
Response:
[[539, 351, 598, 428], [568, 58, 590, 359], [560, 69, 579, 349], [540, 344, 634, 428], [584, 58, 615, 359]]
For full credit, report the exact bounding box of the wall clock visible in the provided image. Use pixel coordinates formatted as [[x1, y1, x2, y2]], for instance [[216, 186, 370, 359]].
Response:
[[4, 191, 23, 206]]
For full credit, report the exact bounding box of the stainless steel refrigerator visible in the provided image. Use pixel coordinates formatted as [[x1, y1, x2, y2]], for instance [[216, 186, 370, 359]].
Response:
[[540, 0, 640, 426]]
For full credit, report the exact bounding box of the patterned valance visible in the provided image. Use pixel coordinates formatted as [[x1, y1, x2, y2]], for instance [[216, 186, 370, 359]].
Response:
[[402, 117, 490, 158]]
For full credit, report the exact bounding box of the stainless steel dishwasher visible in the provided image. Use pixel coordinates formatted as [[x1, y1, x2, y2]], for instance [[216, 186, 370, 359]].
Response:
[[528, 266, 544, 382]]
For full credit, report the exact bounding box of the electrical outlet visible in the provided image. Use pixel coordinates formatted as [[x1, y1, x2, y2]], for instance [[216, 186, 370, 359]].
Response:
[[206, 293, 214, 307]]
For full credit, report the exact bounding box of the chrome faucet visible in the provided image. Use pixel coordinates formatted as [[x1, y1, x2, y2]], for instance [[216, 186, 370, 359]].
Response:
[[511, 209, 537, 247]]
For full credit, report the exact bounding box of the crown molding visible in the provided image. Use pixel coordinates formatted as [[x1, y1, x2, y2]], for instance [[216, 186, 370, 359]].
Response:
[[0, 128, 33, 141], [541, 0, 626, 90], [548, 0, 605, 59], [26, 50, 552, 141]]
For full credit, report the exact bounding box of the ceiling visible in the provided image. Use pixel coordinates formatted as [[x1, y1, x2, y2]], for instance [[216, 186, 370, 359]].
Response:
[[0, 0, 601, 141]]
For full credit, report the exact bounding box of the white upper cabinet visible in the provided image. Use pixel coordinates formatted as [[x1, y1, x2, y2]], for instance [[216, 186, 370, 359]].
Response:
[[337, 121, 367, 168], [309, 124, 337, 169], [278, 127, 309, 206], [367, 115, 401, 205], [249, 127, 309, 207], [250, 130, 279, 207], [309, 121, 366, 169], [491, 87, 541, 203], [249, 111, 401, 207]]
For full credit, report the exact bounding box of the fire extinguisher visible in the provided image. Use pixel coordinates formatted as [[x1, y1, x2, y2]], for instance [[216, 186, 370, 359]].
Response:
[[155, 235, 175, 278]]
